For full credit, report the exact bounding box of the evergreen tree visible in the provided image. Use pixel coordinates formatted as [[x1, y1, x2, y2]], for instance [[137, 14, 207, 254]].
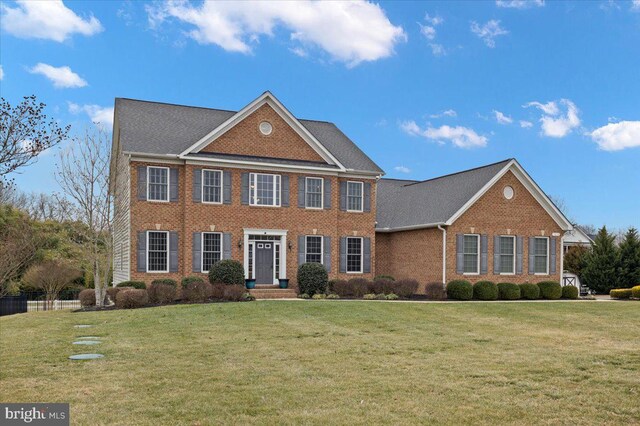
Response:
[[617, 227, 640, 288], [582, 226, 619, 293], [564, 245, 589, 277]]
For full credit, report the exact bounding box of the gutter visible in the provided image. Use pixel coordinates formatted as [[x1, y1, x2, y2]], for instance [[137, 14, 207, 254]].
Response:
[[375, 222, 446, 233], [438, 225, 447, 285]]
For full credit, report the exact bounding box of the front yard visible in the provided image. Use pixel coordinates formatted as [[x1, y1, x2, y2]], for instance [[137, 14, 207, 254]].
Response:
[[1, 301, 638, 425]]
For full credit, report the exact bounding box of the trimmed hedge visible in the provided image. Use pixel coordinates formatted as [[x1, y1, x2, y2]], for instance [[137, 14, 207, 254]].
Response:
[[148, 281, 177, 304], [297, 263, 328, 296], [373, 275, 395, 282], [79, 289, 96, 307], [106, 287, 121, 304], [150, 278, 177, 287], [537, 281, 562, 300], [208, 260, 244, 285], [425, 282, 447, 300], [562, 285, 579, 299], [116, 281, 146, 289], [497, 282, 521, 300], [632, 285, 640, 299], [115, 289, 148, 309], [393, 279, 419, 298], [447, 280, 473, 300], [333, 279, 369, 298], [369, 279, 395, 295], [473, 281, 498, 300], [183, 281, 212, 303], [519, 283, 540, 300], [223, 284, 246, 302], [610, 288, 632, 299], [181, 276, 204, 287]]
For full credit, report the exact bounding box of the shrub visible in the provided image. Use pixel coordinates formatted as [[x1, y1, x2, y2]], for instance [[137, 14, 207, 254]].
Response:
[[151, 278, 177, 287], [297, 263, 328, 296], [519, 283, 540, 300], [327, 280, 339, 293], [106, 287, 121, 304], [223, 284, 245, 302], [326, 293, 340, 299], [210, 283, 225, 300], [561, 285, 579, 299], [610, 288, 632, 299], [115, 289, 148, 309], [369, 278, 395, 294], [425, 282, 446, 300], [312, 293, 327, 300], [473, 281, 498, 300], [116, 281, 146, 290], [148, 281, 177, 304], [298, 293, 310, 299], [537, 281, 562, 300], [79, 289, 96, 307], [632, 285, 640, 299], [332, 278, 369, 298], [374, 275, 395, 282], [242, 293, 255, 302], [447, 280, 473, 300], [386, 293, 399, 300], [363, 293, 376, 300], [181, 276, 204, 288], [183, 281, 213, 303], [497, 282, 521, 300], [375, 293, 387, 300], [393, 279, 419, 298], [208, 260, 244, 285]]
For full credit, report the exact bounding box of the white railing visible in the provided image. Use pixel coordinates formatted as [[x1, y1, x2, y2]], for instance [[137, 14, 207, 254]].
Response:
[[27, 300, 81, 312]]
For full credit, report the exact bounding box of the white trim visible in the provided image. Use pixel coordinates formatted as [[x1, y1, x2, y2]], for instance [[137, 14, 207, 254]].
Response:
[[346, 181, 364, 213], [345, 236, 364, 274], [249, 172, 281, 207], [146, 166, 169, 202], [243, 229, 287, 281], [462, 234, 480, 276], [498, 235, 516, 275], [128, 154, 183, 165], [438, 225, 447, 284], [178, 92, 346, 171], [304, 177, 324, 209], [376, 222, 446, 233], [146, 231, 169, 273], [201, 169, 223, 204], [533, 236, 550, 275], [305, 235, 324, 264], [200, 232, 222, 273]]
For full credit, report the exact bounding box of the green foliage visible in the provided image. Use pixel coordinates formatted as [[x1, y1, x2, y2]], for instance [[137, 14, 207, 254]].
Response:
[[610, 288, 632, 299], [446, 280, 473, 300], [375, 293, 387, 300], [150, 279, 177, 287], [373, 275, 395, 282], [386, 293, 399, 300], [632, 286, 640, 299], [208, 260, 245, 285], [242, 293, 255, 302], [537, 281, 562, 300], [181, 276, 205, 288], [312, 293, 327, 300], [562, 285, 579, 299], [564, 245, 589, 277], [326, 293, 340, 299], [473, 281, 498, 300], [296, 263, 328, 296], [298, 293, 310, 299], [519, 283, 540, 300], [497, 282, 521, 300], [363, 293, 376, 300], [582, 226, 619, 293], [116, 281, 146, 289], [616, 227, 640, 288]]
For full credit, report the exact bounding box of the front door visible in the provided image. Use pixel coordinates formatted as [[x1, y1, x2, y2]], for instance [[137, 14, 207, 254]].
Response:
[[255, 243, 274, 284]]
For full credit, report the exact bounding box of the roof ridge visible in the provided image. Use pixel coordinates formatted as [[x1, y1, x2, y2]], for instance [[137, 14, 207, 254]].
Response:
[[380, 177, 419, 183], [403, 158, 513, 187], [117, 97, 238, 114]]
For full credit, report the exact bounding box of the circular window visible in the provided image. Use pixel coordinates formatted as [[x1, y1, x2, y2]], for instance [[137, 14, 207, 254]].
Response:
[[259, 121, 273, 135], [503, 186, 514, 200]]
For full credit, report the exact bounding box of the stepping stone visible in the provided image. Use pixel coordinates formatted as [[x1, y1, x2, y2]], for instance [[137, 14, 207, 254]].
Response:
[[73, 341, 101, 345], [69, 354, 104, 360], [74, 325, 92, 328], [76, 336, 101, 340]]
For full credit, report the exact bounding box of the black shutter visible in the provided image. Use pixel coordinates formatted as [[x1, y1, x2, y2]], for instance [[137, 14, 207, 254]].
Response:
[[169, 169, 178, 202], [192, 169, 202, 203], [192, 232, 201, 273], [223, 171, 231, 204], [323, 236, 331, 272], [480, 235, 488, 275], [456, 234, 464, 274], [223, 233, 232, 259], [363, 237, 371, 273], [516, 236, 523, 275], [137, 231, 146, 272], [339, 237, 347, 273], [493, 236, 501, 274], [281, 175, 289, 207], [169, 232, 178, 272], [298, 236, 306, 266], [137, 166, 147, 201], [298, 176, 306, 208], [340, 182, 347, 211], [528, 237, 535, 275], [363, 182, 371, 212], [241, 173, 249, 205], [324, 179, 331, 209], [550, 237, 557, 274]]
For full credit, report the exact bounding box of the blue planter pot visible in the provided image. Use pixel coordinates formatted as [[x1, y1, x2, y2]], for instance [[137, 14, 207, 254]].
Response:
[[245, 279, 256, 289], [279, 279, 289, 289]]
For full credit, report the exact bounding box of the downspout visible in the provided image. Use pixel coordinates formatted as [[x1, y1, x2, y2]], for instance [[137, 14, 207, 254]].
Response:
[[438, 225, 447, 285], [560, 232, 567, 285]]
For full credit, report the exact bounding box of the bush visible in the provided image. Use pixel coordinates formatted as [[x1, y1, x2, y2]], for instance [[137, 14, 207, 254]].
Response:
[[562, 285, 579, 299], [447, 280, 473, 300], [181, 276, 204, 288], [374, 275, 395, 282], [326, 293, 340, 299], [210, 283, 225, 300], [327, 280, 339, 293], [223, 284, 245, 302], [375, 293, 387, 300], [79, 289, 96, 307], [632, 285, 640, 299], [386, 293, 399, 300], [297, 263, 328, 296], [519, 283, 540, 300], [369, 278, 395, 294], [497, 282, 521, 300], [148, 281, 177, 304], [473, 281, 498, 300], [208, 260, 244, 285], [610, 288, 632, 299], [537, 281, 562, 300], [332, 278, 369, 298], [106, 287, 121, 304], [183, 281, 213, 303], [363, 293, 376, 300], [393, 279, 419, 298], [242, 293, 255, 301], [115, 289, 148, 309], [312, 293, 327, 300], [151, 278, 177, 287], [425, 282, 447, 300], [116, 281, 146, 289], [298, 293, 310, 299]]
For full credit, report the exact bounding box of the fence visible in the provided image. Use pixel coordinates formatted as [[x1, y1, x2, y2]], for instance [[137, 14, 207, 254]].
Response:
[[0, 295, 28, 316], [0, 292, 82, 316], [27, 300, 81, 312]]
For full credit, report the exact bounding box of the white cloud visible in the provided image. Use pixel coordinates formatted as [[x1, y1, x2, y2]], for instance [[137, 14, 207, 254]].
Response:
[[68, 102, 114, 128], [29, 63, 87, 88], [429, 43, 447, 56], [429, 109, 457, 118], [146, 0, 406, 67], [400, 121, 488, 148], [496, 0, 545, 9], [520, 120, 533, 128], [394, 166, 411, 174], [632, 0, 640, 10], [470, 20, 508, 48], [493, 110, 513, 125], [1, 0, 102, 42], [0, 65, 3, 80], [419, 13, 443, 40], [524, 99, 581, 138], [589, 121, 640, 151]]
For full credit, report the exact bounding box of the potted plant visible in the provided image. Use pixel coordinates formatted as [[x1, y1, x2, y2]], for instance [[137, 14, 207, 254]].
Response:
[[278, 278, 289, 289], [245, 278, 256, 289]]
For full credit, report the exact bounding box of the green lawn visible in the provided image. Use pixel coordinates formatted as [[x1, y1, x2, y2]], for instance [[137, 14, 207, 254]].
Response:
[[1, 301, 639, 425]]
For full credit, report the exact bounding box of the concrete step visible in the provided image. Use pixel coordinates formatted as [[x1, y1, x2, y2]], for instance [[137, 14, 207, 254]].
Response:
[[249, 288, 298, 299]]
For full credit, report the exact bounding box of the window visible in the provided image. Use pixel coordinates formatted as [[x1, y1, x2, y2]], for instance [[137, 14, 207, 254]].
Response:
[[306, 177, 323, 209], [275, 244, 281, 278], [305, 236, 323, 264], [499, 236, 515, 274], [202, 233, 222, 273], [250, 173, 281, 207], [148, 167, 169, 201], [463, 234, 479, 274], [534, 237, 549, 274], [202, 170, 222, 204], [147, 231, 168, 272], [347, 181, 363, 212], [346, 237, 363, 273]]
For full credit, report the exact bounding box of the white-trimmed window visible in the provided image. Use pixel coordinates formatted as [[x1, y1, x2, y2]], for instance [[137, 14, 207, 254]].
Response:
[[306, 177, 323, 209], [148, 166, 169, 201], [202, 232, 222, 273], [147, 231, 169, 272], [202, 170, 222, 204], [347, 181, 363, 212], [346, 237, 363, 273], [499, 236, 516, 275], [250, 173, 281, 207], [463, 234, 480, 274], [534, 237, 549, 274], [305, 236, 323, 264]]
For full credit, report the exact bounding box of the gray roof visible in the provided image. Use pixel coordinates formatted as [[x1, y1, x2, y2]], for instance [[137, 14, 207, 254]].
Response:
[[376, 159, 512, 230], [115, 98, 383, 173]]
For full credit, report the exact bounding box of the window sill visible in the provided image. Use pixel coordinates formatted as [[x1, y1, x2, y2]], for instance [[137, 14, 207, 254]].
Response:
[[202, 201, 223, 205], [146, 199, 170, 203]]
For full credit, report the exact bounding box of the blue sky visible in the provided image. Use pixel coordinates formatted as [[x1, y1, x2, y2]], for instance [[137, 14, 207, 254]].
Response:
[[1, 0, 639, 229]]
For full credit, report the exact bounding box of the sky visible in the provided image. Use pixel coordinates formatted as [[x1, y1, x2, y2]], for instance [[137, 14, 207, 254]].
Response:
[[1, 0, 639, 229]]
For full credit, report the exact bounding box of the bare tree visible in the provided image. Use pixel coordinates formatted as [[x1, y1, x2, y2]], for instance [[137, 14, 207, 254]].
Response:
[[1, 95, 70, 183], [56, 127, 112, 307], [0, 185, 77, 221], [22, 260, 81, 310], [0, 207, 40, 298]]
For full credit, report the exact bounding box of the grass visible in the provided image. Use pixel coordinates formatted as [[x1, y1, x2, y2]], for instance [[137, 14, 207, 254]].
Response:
[[1, 301, 639, 425]]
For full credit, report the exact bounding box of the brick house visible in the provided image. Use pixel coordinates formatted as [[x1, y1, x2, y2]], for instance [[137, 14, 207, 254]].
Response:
[[110, 92, 573, 295]]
